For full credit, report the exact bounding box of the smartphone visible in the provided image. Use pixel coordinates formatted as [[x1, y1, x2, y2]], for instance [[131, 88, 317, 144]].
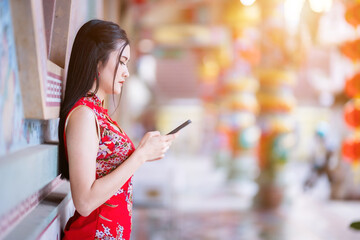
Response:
[[167, 119, 192, 135]]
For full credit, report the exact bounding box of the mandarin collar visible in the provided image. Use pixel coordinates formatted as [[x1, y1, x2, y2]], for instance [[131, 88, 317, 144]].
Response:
[[87, 93, 107, 113]]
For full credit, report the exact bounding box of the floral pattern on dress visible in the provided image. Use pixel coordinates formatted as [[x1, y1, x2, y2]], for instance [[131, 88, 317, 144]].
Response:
[[126, 181, 133, 217], [63, 94, 135, 240], [95, 223, 124, 240], [114, 188, 124, 196], [75, 94, 135, 180]]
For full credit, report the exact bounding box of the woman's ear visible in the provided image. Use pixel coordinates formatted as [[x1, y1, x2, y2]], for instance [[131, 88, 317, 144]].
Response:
[[97, 61, 103, 76]]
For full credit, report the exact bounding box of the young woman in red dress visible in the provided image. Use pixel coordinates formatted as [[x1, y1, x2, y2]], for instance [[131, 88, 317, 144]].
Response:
[[58, 20, 177, 240]]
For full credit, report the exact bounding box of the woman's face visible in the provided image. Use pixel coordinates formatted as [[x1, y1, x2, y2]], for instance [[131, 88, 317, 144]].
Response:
[[98, 44, 130, 95]]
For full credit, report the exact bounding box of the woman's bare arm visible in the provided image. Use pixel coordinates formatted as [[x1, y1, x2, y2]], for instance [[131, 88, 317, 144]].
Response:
[[65, 106, 176, 216]]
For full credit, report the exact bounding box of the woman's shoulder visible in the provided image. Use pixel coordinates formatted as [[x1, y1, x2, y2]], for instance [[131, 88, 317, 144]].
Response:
[[66, 95, 100, 126], [66, 104, 96, 127], [65, 104, 99, 138], [65, 94, 104, 130], [65, 95, 102, 138]]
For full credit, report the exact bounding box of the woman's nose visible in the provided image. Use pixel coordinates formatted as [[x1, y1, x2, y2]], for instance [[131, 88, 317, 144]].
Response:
[[123, 67, 129, 78]]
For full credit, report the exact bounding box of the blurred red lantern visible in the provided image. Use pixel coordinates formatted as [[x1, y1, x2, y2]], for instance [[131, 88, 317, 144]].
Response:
[[344, 100, 360, 128], [342, 136, 360, 163], [340, 39, 360, 61], [345, 3, 360, 28], [344, 73, 360, 98]]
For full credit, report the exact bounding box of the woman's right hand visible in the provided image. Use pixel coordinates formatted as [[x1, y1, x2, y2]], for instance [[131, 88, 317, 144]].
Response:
[[135, 131, 178, 163]]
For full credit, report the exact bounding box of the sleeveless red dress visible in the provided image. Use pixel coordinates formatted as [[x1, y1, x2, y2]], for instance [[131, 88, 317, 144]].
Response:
[[62, 94, 135, 240]]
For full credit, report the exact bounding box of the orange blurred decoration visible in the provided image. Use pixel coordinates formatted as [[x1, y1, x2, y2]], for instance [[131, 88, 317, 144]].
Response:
[[342, 136, 360, 163], [258, 132, 272, 170], [345, 3, 360, 28], [238, 46, 261, 66], [257, 93, 296, 113], [344, 99, 360, 128], [340, 39, 360, 61], [345, 73, 360, 98]]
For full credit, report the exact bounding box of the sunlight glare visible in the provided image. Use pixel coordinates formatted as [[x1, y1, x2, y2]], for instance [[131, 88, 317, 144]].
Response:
[[284, 0, 306, 33], [309, 0, 333, 13], [240, 0, 256, 7]]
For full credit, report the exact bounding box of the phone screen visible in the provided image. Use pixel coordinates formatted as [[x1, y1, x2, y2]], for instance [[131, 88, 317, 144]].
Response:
[[167, 119, 192, 135]]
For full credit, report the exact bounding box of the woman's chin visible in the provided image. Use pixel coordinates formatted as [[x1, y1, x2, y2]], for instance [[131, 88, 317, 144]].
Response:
[[110, 87, 122, 95], [116, 84, 123, 94]]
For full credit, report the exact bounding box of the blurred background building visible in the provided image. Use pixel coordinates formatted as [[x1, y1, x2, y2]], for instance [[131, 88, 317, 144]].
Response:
[[1, 0, 360, 239]]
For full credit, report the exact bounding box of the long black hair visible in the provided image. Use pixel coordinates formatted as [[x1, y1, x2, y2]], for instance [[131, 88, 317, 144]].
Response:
[[58, 19, 129, 180]]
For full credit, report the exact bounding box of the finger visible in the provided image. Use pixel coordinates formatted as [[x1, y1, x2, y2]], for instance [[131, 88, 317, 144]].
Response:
[[148, 131, 161, 137], [162, 146, 170, 153], [163, 134, 177, 142]]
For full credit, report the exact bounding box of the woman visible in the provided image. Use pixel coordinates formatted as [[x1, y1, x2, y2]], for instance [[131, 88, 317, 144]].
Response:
[[58, 19, 177, 240]]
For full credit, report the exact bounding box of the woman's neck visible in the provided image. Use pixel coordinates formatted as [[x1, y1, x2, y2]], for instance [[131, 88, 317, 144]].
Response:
[[89, 86, 106, 106], [95, 90, 106, 104]]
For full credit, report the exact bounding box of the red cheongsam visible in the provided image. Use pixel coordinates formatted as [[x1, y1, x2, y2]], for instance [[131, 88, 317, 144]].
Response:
[[62, 94, 135, 240]]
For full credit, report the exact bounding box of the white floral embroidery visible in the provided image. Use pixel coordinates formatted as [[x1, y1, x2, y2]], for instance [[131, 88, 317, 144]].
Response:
[[95, 230, 105, 238], [114, 188, 124, 196], [126, 181, 133, 217], [95, 223, 124, 240], [103, 225, 111, 235], [116, 224, 124, 240]]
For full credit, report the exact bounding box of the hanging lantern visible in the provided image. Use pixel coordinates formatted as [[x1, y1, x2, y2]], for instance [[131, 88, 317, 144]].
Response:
[[345, 3, 360, 28], [342, 136, 360, 163], [344, 99, 360, 128], [341, 0, 360, 167], [344, 73, 360, 98], [340, 39, 360, 61]]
